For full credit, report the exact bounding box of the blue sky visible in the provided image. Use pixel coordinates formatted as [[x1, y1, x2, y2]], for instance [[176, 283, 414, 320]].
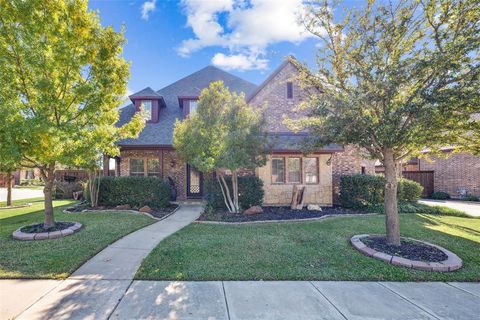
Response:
[[88, 0, 361, 95]]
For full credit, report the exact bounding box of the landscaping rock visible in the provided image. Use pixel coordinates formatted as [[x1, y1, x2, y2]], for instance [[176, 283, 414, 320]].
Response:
[[139, 205, 153, 214], [243, 206, 263, 215], [115, 204, 131, 210], [307, 204, 322, 211]]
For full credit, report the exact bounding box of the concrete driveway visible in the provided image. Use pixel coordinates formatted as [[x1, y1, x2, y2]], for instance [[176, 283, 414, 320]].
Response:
[[0, 187, 44, 202], [420, 199, 480, 217]]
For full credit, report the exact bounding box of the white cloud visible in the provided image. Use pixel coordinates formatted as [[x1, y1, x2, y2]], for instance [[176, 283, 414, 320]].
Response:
[[178, 0, 318, 70], [212, 52, 268, 71], [141, 0, 156, 21]]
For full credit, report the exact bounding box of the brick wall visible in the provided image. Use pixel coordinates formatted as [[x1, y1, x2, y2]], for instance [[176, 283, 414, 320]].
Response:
[[419, 152, 480, 197], [249, 62, 312, 132], [119, 149, 187, 200]]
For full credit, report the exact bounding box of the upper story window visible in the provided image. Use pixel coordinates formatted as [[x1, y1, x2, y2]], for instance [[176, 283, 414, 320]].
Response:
[[287, 82, 293, 99], [189, 100, 198, 114], [141, 100, 153, 120]]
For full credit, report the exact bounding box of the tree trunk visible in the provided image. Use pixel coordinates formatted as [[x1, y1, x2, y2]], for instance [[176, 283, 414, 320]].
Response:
[[6, 171, 12, 207], [231, 170, 239, 212], [384, 149, 400, 246], [42, 164, 56, 229]]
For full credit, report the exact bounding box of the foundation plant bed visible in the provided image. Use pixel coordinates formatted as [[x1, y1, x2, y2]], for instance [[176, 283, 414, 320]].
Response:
[[198, 206, 365, 222], [65, 201, 179, 219]]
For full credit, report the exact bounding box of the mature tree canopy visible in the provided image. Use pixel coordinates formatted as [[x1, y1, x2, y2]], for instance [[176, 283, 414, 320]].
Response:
[[292, 0, 480, 244], [0, 0, 144, 227], [174, 81, 269, 213]]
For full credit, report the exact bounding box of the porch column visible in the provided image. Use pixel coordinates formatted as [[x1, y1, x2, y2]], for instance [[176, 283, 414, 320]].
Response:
[[103, 154, 110, 176]]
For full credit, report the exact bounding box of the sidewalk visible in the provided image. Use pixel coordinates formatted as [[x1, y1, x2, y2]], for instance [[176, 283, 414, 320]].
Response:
[[2, 280, 479, 319], [8, 204, 202, 320], [420, 199, 480, 217]]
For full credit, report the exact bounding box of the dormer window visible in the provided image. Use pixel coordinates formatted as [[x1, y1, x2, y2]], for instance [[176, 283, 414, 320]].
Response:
[[189, 100, 198, 114], [141, 100, 152, 120]]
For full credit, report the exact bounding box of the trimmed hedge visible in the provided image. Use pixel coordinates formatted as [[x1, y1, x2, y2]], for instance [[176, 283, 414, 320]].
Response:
[[430, 191, 451, 200], [94, 176, 171, 209], [204, 175, 264, 210], [340, 174, 423, 209]]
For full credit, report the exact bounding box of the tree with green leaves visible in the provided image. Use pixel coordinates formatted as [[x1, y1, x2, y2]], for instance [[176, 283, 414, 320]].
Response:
[[174, 81, 269, 213], [291, 0, 480, 245], [0, 0, 144, 228]]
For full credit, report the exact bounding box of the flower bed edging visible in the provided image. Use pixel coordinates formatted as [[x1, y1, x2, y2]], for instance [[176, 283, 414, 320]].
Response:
[[351, 234, 463, 272], [12, 222, 83, 241], [195, 213, 378, 225]]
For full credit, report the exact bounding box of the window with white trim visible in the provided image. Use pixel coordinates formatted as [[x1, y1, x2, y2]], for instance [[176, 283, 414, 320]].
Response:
[[189, 100, 198, 114], [147, 159, 160, 177], [130, 159, 145, 176], [141, 100, 152, 120]]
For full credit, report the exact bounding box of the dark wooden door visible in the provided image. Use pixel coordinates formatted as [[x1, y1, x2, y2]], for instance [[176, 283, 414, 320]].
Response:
[[402, 171, 434, 197], [186, 165, 203, 198]]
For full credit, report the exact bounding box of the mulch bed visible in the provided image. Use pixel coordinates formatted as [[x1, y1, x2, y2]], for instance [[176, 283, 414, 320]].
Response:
[[20, 221, 75, 234], [198, 206, 364, 222], [361, 236, 448, 262], [65, 202, 179, 219]]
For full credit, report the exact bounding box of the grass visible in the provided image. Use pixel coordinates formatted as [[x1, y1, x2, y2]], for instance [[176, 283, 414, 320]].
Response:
[[14, 185, 45, 190], [0, 199, 154, 279], [136, 213, 480, 281]]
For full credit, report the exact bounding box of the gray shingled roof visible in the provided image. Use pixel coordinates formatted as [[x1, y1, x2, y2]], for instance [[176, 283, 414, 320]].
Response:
[[117, 66, 257, 146], [129, 87, 162, 98], [269, 133, 342, 152]]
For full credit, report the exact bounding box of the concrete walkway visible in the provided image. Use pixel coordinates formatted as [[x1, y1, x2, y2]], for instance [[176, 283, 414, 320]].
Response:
[[420, 199, 480, 217], [10, 204, 202, 320], [2, 280, 479, 320]]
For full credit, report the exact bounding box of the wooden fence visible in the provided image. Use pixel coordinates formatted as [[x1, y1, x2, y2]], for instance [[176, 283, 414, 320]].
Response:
[[402, 171, 434, 197], [54, 169, 115, 182]]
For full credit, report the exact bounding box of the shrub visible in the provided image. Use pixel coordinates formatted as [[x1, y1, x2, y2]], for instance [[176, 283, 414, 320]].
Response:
[[340, 174, 423, 209], [204, 174, 264, 210], [430, 191, 450, 200], [462, 194, 479, 202], [397, 178, 423, 202], [20, 178, 44, 186], [94, 176, 171, 208]]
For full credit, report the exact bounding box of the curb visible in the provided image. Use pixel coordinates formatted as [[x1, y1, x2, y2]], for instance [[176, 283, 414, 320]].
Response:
[[12, 222, 83, 241], [63, 206, 180, 221], [0, 203, 32, 210], [351, 234, 463, 272]]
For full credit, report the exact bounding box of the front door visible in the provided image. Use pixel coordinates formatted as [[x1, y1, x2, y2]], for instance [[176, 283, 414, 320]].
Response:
[[186, 165, 203, 198]]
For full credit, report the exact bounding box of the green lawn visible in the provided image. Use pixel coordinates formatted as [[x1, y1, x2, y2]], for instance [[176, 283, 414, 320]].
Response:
[[0, 197, 44, 208], [0, 200, 154, 279], [136, 213, 480, 281]]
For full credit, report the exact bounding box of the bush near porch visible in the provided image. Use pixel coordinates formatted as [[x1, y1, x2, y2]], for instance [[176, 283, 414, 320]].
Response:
[[204, 175, 264, 210], [90, 176, 171, 209], [340, 174, 423, 209]]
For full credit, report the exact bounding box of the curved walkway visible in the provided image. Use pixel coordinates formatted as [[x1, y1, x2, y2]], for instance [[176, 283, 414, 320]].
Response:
[[14, 204, 202, 320]]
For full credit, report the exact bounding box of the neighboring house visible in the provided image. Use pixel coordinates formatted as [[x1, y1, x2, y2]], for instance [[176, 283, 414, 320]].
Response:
[[111, 58, 375, 205]]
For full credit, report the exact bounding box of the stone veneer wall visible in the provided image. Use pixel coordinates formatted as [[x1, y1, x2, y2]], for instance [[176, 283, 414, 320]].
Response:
[[331, 145, 377, 203], [419, 152, 480, 197], [119, 149, 187, 200], [256, 154, 333, 206]]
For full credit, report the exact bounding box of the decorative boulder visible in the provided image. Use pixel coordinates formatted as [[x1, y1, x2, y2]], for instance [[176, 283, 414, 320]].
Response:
[[307, 204, 322, 211], [139, 205, 153, 214], [115, 204, 131, 210], [243, 206, 263, 215]]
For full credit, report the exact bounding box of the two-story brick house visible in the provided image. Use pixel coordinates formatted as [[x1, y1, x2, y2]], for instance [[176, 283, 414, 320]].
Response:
[[111, 58, 375, 205]]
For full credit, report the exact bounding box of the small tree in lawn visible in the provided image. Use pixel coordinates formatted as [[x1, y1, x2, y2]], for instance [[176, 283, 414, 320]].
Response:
[[173, 81, 269, 213], [291, 0, 480, 245], [0, 0, 144, 228]]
